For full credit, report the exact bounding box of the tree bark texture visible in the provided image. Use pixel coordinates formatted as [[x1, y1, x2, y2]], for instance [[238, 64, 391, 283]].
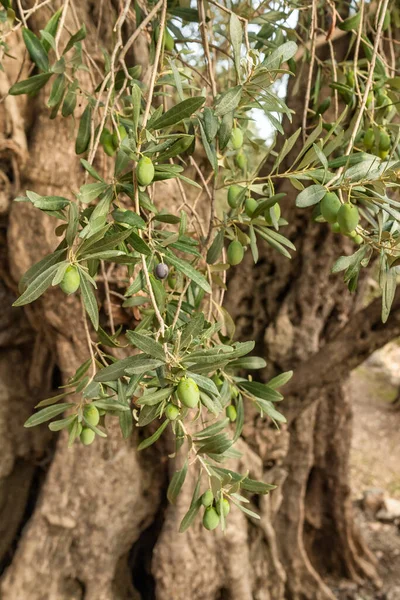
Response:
[[0, 3, 395, 599]]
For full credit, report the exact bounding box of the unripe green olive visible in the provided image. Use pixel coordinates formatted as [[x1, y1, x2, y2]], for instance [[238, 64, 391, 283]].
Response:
[[164, 30, 175, 52], [227, 184, 244, 209], [60, 265, 80, 295], [365, 91, 374, 108], [376, 89, 388, 107], [155, 26, 174, 51], [98, 409, 106, 416], [168, 272, 177, 289], [203, 506, 220, 530], [201, 489, 214, 507], [379, 130, 390, 152], [331, 222, 341, 233], [100, 128, 117, 156], [230, 384, 239, 398], [320, 192, 341, 224], [112, 125, 127, 148], [211, 374, 223, 388], [177, 377, 200, 408], [216, 498, 230, 517], [165, 403, 180, 420], [231, 127, 243, 150], [227, 240, 244, 266], [245, 197, 258, 217], [235, 150, 247, 171], [80, 427, 95, 445], [379, 149, 389, 160], [337, 204, 360, 234], [264, 203, 281, 225], [346, 71, 355, 88], [83, 404, 100, 426], [136, 156, 155, 186], [363, 127, 375, 150], [226, 405, 237, 422]]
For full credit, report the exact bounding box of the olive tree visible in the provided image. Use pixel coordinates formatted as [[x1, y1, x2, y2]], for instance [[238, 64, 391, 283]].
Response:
[[0, 0, 399, 598]]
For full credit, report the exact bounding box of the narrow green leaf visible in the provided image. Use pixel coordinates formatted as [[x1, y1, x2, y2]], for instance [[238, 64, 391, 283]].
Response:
[[63, 24, 87, 54], [13, 263, 61, 306], [179, 496, 202, 533], [49, 415, 77, 431], [126, 330, 165, 360], [79, 270, 99, 330], [138, 419, 169, 450], [22, 28, 49, 71], [214, 85, 242, 117], [24, 403, 74, 428], [9, 73, 52, 96], [165, 253, 211, 293], [167, 460, 188, 504], [295, 184, 326, 208], [151, 97, 206, 130], [75, 105, 92, 155], [267, 370, 293, 389]]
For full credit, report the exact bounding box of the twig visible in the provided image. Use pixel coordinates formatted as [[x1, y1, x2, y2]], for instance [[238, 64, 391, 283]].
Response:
[[198, 0, 217, 97], [101, 261, 115, 335], [55, 0, 70, 60], [302, 0, 317, 144], [119, 0, 164, 66]]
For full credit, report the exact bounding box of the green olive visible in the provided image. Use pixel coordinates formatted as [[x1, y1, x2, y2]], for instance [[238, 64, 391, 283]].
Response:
[[244, 197, 258, 217], [337, 204, 360, 234], [112, 125, 128, 148], [177, 377, 200, 408], [201, 489, 214, 507], [379, 130, 391, 152], [165, 403, 180, 420], [80, 427, 95, 446], [235, 150, 247, 171], [231, 127, 243, 150], [164, 30, 175, 52], [363, 127, 375, 150], [227, 184, 244, 209], [136, 156, 155, 186], [264, 203, 281, 225], [227, 240, 244, 266], [60, 265, 80, 295], [331, 222, 341, 233], [216, 498, 230, 517], [83, 404, 100, 427], [203, 506, 220, 531], [320, 192, 341, 224], [226, 405, 237, 422]]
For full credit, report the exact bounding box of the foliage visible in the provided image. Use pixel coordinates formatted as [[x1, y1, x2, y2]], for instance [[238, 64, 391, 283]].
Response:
[[2, 0, 400, 530]]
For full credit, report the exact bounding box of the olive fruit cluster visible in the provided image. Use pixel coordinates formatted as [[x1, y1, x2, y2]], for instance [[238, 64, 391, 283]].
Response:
[[74, 404, 101, 446], [230, 126, 247, 172], [318, 192, 362, 243], [226, 184, 282, 266], [164, 378, 199, 420], [201, 489, 230, 530], [100, 125, 127, 156], [362, 127, 391, 160]]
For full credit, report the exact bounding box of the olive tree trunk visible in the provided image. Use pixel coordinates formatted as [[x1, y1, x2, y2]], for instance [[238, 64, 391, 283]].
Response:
[[1, 3, 398, 599]]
